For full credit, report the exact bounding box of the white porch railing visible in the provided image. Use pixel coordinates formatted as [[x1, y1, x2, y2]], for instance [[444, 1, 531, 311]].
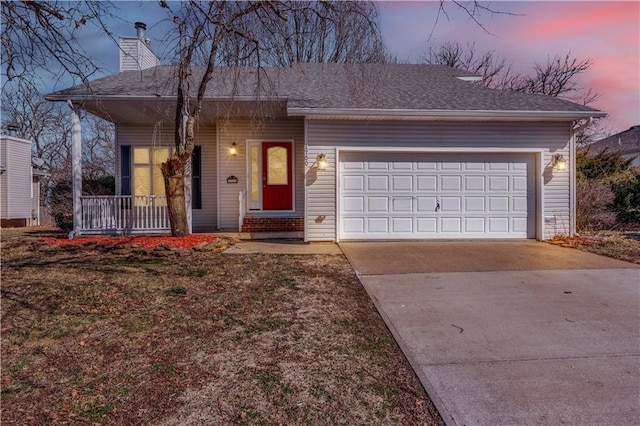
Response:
[[79, 195, 170, 235], [238, 190, 247, 231]]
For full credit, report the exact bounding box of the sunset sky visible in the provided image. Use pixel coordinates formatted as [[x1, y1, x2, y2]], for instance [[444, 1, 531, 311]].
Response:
[[50, 1, 640, 135], [378, 1, 639, 133]]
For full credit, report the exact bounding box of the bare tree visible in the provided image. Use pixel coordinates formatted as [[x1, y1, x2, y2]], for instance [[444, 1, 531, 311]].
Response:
[[425, 42, 598, 103], [424, 41, 512, 88], [1, 1, 115, 90], [504, 53, 598, 104]]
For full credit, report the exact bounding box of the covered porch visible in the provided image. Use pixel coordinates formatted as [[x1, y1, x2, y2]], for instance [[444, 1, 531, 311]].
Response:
[[64, 97, 303, 238]]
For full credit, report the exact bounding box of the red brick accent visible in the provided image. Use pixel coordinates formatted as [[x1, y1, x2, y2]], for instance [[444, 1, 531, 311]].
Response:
[[242, 217, 304, 232]]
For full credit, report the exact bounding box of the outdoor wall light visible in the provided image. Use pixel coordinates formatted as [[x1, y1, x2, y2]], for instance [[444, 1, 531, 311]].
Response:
[[553, 154, 568, 171], [229, 142, 238, 156], [316, 153, 327, 171]]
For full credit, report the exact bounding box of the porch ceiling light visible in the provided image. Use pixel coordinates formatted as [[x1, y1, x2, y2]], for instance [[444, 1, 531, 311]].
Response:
[[229, 142, 238, 156], [316, 153, 327, 171], [553, 154, 567, 171]]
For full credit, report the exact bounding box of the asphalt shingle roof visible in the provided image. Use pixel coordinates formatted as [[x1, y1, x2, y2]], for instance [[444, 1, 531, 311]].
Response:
[[582, 125, 640, 155], [48, 63, 602, 114]]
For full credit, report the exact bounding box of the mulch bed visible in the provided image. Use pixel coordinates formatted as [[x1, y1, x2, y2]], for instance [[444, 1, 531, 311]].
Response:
[[34, 234, 234, 256]]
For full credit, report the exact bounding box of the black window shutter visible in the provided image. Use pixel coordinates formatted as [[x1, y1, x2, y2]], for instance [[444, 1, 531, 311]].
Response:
[[192, 146, 202, 209], [121, 145, 131, 195]]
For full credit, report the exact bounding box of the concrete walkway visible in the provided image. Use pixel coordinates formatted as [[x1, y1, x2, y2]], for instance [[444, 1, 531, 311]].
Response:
[[225, 240, 342, 255], [341, 242, 640, 426]]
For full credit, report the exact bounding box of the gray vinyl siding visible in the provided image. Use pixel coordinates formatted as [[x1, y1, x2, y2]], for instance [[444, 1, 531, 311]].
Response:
[[1, 136, 33, 219], [116, 125, 217, 232], [305, 120, 572, 241], [218, 118, 305, 230]]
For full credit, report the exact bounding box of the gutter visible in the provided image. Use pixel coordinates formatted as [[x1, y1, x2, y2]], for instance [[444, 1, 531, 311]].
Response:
[[287, 108, 606, 122], [45, 94, 289, 102]]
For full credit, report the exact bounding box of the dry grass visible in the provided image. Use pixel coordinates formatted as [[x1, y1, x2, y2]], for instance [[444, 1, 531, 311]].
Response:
[[550, 231, 640, 264], [1, 227, 442, 425]]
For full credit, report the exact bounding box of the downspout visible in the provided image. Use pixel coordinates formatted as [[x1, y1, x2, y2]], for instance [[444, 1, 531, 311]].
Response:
[[67, 100, 82, 239]]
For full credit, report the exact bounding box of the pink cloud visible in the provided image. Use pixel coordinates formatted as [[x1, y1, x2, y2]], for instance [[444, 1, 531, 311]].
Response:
[[522, 2, 638, 40]]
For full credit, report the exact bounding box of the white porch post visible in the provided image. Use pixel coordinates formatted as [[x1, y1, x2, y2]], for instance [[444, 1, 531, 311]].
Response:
[[68, 101, 82, 238]]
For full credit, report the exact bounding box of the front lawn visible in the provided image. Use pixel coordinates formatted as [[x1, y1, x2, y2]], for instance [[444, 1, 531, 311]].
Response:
[[550, 231, 640, 264], [1, 228, 442, 425]]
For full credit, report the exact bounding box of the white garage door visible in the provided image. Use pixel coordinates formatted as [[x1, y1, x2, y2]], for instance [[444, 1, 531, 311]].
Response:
[[339, 152, 536, 240]]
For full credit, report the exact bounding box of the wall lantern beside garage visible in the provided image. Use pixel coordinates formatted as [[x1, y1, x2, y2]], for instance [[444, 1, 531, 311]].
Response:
[[553, 154, 568, 171], [316, 153, 328, 171], [229, 141, 238, 157]]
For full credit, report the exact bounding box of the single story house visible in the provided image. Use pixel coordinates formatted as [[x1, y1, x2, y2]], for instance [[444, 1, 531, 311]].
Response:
[[580, 125, 640, 167], [1, 134, 47, 227], [47, 24, 605, 241]]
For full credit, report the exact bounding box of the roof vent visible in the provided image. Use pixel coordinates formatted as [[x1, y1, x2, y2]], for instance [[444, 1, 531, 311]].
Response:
[[135, 22, 147, 39]]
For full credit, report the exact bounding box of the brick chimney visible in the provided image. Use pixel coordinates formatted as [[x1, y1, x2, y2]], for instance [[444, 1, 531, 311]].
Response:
[[119, 22, 160, 72]]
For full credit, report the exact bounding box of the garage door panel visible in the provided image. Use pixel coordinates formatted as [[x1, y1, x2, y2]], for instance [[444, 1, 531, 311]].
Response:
[[368, 197, 389, 212], [441, 176, 462, 191], [464, 175, 485, 191], [513, 197, 528, 212], [465, 197, 485, 212], [441, 162, 462, 170], [489, 197, 509, 212], [489, 162, 509, 171], [441, 217, 462, 232], [392, 217, 413, 233], [343, 175, 364, 191], [441, 197, 462, 212], [417, 197, 437, 211], [391, 161, 413, 170], [416, 162, 437, 170], [417, 217, 437, 232], [464, 162, 486, 171], [465, 217, 486, 232], [392, 197, 413, 212], [343, 161, 364, 170], [513, 217, 528, 232], [417, 175, 437, 191], [343, 217, 364, 233], [489, 217, 510, 232], [392, 175, 413, 191], [343, 196, 364, 212], [512, 176, 528, 191], [367, 217, 389, 233], [367, 175, 389, 191], [489, 176, 509, 191], [368, 161, 389, 170], [339, 152, 535, 240]]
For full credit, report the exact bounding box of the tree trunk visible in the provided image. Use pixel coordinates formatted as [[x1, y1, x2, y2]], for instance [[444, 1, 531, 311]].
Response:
[[163, 158, 189, 236]]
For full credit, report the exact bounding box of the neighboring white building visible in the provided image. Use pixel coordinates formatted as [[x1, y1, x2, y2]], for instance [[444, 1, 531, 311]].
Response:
[[1, 135, 47, 227]]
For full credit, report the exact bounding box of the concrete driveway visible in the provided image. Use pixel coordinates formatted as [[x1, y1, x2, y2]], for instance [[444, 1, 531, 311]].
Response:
[[340, 241, 640, 426]]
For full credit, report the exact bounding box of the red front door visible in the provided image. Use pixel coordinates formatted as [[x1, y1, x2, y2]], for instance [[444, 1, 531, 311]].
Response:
[[262, 142, 293, 210]]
